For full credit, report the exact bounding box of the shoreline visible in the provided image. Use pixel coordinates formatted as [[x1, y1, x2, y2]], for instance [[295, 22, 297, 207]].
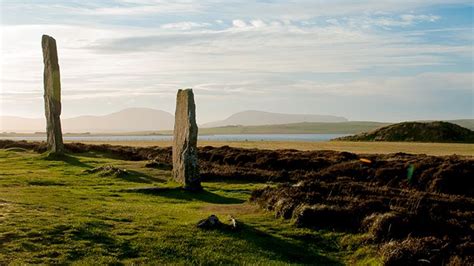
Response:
[[66, 140, 474, 156], [1, 138, 473, 156]]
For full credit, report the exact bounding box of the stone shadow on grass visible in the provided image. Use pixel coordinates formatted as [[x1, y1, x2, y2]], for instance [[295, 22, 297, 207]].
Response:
[[218, 222, 342, 265], [117, 170, 165, 184], [42, 152, 91, 168], [124, 187, 245, 204]]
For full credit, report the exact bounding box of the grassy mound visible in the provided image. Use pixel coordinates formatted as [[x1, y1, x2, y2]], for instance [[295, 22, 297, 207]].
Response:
[[335, 121, 474, 143]]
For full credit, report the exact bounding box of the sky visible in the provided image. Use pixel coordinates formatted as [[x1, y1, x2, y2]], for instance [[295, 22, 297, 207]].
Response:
[[0, 0, 472, 123]]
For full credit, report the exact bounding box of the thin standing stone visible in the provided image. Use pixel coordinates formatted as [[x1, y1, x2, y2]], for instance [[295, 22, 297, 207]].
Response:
[[42, 35, 64, 155]]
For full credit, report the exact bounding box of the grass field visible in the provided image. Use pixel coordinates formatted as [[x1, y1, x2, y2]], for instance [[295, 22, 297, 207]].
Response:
[[68, 140, 474, 156], [0, 149, 379, 264]]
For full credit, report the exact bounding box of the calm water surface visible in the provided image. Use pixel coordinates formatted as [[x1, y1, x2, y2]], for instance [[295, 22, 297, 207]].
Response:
[[2, 134, 349, 142]]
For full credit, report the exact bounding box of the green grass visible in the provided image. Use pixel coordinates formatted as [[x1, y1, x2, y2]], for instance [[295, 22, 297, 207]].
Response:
[[0, 149, 380, 265]]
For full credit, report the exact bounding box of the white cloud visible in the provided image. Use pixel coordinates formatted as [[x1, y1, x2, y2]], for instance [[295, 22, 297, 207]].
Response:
[[401, 14, 440, 23], [1, 0, 472, 121], [376, 14, 441, 27], [344, 14, 442, 29], [195, 0, 469, 21], [161, 22, 211, 30], [82, 21, 470, 74], [83, 1, 203, 15], [1, 1, 469, 23], [232, 20, 247, 28], [250, 20, 266, 28], [2, 22, 471, 101]]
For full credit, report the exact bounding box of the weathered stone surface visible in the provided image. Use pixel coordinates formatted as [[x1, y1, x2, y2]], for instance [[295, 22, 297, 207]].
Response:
[[196, 215, 222, 229], [196, 215, 240, 230], [172, 89, 201, 190], [42, 35, 64, 155]]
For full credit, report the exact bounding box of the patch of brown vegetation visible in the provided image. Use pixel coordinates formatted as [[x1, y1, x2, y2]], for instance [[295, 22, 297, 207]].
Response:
[[84, 165, 128, 177], [380, 236, 473, 265], [0, 200, 14, 221], [250, 180, 473, 264]]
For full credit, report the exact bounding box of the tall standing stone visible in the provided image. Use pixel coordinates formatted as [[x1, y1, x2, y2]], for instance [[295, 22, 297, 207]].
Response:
[[172, 89, 201, 190], [42, 35, 64, 155]]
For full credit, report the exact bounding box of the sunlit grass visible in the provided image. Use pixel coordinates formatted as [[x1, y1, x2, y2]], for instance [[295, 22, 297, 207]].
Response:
[[0, 149, 379, 264]]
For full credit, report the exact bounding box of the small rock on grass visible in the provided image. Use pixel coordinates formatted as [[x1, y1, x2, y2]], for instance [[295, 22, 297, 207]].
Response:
[[197, 215, 222, 229], [197, 214, 239, 230]]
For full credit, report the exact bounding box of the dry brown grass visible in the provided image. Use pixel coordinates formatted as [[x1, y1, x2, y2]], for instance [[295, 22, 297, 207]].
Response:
[[0, 201, 15, 222], [66, 140, 474, 156]]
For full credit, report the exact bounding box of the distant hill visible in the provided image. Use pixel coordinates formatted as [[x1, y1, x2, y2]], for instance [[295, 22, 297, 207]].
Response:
[[429, 119, 474, 131], [334, 121, 474, 143], [196, 121, 390, 135], [1, 108, 174, 133], [201, 110, 348, 128], [2, 108, 473, 135], [0, 117, 45, 133]]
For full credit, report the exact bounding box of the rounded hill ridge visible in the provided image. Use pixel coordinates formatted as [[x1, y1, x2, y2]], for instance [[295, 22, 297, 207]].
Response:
[[334, 121, 474, 143]]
